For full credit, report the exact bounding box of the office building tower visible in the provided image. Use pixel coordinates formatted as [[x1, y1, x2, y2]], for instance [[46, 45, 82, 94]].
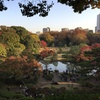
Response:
[[61, 28, 69, 32], [96, 13, 100, 32], [43, 27, 50, 33]]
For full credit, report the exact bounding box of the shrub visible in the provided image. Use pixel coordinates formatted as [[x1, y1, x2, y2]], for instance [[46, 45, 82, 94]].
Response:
[[19, 97, 34, 100], [0, 97, 7, 100], [44, 73, 53, 81], [80, 81, 94, 88], [0, 90, 16, 99], [13, 93, 25, 99]]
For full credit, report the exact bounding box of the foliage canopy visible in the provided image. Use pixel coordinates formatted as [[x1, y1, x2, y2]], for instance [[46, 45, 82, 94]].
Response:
[[0, 0, 100, 17]]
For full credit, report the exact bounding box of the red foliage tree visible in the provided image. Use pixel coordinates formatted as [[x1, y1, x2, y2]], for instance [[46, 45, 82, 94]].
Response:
[[91, 43, 100, 49], [40, 49, 55, 59], [80, 46, 91, 54], [41, 40, 47, 48], [76, 43, 100, 61]]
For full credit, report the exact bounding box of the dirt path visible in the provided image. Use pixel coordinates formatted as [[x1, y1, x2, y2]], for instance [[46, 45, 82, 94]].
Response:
[[37, 72, 80, 88]]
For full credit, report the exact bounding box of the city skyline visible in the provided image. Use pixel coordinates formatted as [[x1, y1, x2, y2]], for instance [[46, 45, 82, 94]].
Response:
[[41, 27, 92, 34], [0, 0, 100, 33]]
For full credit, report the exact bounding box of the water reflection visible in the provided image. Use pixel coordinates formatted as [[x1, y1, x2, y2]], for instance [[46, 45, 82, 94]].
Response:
[[40, 61, 67, 72]]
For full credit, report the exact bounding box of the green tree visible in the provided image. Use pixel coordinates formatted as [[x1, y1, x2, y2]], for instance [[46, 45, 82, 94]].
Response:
[[0, 27, 26, 56], [11, 26, 29, 44], [0, 30, 20, 44], [0, 25, 8, 32], [10, 43, 25, 56], [68, 43, 88, 55], [0, 43, 7, 57], [25, 35, 35, 49], [31, 34, 41, 48]]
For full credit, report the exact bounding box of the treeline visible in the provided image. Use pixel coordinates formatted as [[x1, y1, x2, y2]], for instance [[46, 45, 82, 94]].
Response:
[[39, 29, 100, 46], [0, 25, 100, 59]]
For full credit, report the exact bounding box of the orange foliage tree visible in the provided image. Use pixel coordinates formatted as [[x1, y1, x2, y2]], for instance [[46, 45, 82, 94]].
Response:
[[0, 56, 42, 77], [68, 28, 88, 45], [40, 49, 55, 59]]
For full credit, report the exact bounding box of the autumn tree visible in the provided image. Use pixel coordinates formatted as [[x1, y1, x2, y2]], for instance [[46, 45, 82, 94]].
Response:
[[50, 31, 60, 46], [50, 31, 70, 46], [40, 48, 55, 59], [41, 40, 47, 48], [51, 31, 66, 46], [58, 0, 100, 13], [0, 0, 100, 17], [68, 28, 89, 45], [39, 33, 54, 46], [75, 43, 100, 78], [65, 36, 71, 46], [87, 33, 100, 45], [64, 43, 88, 62], [0, 56, 42, 81]]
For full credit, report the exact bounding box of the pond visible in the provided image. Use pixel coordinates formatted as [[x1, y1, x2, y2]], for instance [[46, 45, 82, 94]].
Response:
[[40, 61, 68, 72]]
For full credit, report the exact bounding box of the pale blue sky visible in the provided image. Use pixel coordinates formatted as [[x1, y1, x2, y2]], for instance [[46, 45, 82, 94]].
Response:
[[0, 0, 100, 33]]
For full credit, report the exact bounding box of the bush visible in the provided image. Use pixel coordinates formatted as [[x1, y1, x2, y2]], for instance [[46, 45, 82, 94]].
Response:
[[0, 90, 16, 99], [0, 97, 7, 100], [19, 97, 34, 100], [93, 86, 100, 93], [44, 73, 53, 81], [13, 93, 25, 99], [80, 81, 94, 88], [54, 70, 59, 73]]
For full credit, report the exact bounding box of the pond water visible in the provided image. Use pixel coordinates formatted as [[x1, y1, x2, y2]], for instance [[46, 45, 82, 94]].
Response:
[[40, 61, 97, 75], [40, 61, 67, 72]]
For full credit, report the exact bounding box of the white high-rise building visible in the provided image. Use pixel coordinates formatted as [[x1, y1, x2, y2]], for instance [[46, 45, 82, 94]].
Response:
[[96, 13, 100, 32]]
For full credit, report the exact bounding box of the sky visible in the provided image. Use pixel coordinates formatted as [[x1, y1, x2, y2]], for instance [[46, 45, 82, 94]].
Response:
[[0, 0, 100, 33]]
